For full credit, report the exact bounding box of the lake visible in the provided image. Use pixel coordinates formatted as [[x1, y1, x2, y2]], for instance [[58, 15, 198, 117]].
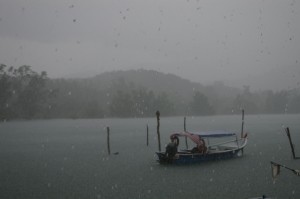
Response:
[[0, 114, 299, 199]]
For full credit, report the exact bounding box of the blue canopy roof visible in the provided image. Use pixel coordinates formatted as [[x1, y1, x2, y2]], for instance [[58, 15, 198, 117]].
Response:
[[188, 131, 236, 138], [170, 131, 237, 146]]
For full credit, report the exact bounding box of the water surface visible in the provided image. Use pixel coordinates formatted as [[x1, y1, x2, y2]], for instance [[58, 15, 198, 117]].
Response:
[[0, 114, 299, 199]]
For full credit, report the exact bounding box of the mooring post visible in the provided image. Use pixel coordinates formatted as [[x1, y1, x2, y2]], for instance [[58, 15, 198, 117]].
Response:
[[241, 109, 244, 138], [146, 124, 149, 146], [184, 116, 188, 149], [285, 127, 296, 159], [156, 111, 161, 152], [184, 116, 186, 132], [107, 126, 110, 155]]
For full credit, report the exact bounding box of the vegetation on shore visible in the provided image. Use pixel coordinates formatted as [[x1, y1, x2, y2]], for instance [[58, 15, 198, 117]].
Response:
[[1, 64, 300, 120]]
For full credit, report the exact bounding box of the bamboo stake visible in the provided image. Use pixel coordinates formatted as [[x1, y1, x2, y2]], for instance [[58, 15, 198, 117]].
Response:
[[156, 111, 161, 152], [146, 124, 149, 146], [184, 117, 188, 149], [285, 127, 298, 159], [107, 126, 110, 155], [241, 109, 244, 138]]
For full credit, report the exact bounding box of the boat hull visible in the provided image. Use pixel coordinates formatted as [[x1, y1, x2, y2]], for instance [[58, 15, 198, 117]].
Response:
[[156, 147, 244, 164]]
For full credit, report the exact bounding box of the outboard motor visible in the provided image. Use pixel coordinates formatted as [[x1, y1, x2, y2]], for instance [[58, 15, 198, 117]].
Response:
[[165, 142, 177, 161]]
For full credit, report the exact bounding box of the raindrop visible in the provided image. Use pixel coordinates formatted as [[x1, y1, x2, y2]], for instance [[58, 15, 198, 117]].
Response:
[[278, 145, 282, 151]]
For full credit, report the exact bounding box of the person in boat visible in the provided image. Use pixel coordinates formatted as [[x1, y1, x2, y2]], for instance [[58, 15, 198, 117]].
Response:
[[191, 138, 207, 154], [165, 135, 179, 159]]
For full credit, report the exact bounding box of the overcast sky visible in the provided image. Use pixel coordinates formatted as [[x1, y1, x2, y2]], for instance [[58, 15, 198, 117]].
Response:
[[0, 0, 299, 90]]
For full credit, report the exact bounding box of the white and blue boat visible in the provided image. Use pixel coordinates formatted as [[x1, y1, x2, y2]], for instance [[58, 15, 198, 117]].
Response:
[[156, 131, 248, 164]]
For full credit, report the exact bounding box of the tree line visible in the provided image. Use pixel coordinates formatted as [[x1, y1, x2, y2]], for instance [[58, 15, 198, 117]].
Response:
[[1, 65, 300, 120]]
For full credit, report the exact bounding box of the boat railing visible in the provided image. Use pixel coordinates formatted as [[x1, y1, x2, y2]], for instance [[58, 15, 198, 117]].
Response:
[[207, 138, 246, 149]]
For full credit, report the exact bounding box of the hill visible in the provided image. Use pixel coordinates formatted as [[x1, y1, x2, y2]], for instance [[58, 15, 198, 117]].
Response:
[[46, 69, 243, 117], [3, 66, 300, 120]]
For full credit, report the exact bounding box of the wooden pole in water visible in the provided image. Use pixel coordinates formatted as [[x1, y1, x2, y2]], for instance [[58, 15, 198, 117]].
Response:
[[285, 127, 296, 159], [184, 117, 188, 149], [107, 126, 110, 155], [184, 116, 186, 131], [241, 109, 244, 138], [156, 111, 161, 152], [146, 124, 149, 146]]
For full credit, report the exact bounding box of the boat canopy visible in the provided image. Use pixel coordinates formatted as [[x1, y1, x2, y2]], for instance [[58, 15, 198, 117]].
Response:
[[170, 131, 236, 144], [189, 131, 236, 138]]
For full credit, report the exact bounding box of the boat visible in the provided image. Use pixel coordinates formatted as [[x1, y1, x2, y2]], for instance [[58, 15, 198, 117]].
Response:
[[156, 130, 247, 164]]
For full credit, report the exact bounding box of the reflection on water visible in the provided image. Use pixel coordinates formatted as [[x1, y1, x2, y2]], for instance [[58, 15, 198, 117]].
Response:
[[0, 114, 299, 199]]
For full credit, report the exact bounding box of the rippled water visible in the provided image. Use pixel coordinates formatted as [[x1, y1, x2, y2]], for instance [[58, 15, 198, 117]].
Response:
[[0, 114, 299, 199]]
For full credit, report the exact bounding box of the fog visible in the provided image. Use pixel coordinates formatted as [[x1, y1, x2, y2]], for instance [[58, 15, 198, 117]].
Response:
[[0, 0, 299, 90]]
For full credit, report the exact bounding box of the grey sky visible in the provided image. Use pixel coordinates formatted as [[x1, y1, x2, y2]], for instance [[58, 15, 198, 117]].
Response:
[[0, 0, 299, 90]]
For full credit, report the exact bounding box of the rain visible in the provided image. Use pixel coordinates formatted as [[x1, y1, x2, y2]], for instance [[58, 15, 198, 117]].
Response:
[[0, 0, 300, 199]]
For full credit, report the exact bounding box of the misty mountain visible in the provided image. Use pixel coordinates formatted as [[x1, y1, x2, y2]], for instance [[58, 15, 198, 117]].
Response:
[[47, 68, 300, 117], [90, 69, 245, 114], [3, 65, 299, 120], [92, 69, 204, 100], [46, 69, 243, 117], [224, 64, 300, 91], [91, 69, 241, 105]]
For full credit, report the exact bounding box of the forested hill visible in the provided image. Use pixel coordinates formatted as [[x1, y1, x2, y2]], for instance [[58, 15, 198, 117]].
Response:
[[1, 65, 300, 120], [46, 69, 221, 118], [92, 69, 206, 101]]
